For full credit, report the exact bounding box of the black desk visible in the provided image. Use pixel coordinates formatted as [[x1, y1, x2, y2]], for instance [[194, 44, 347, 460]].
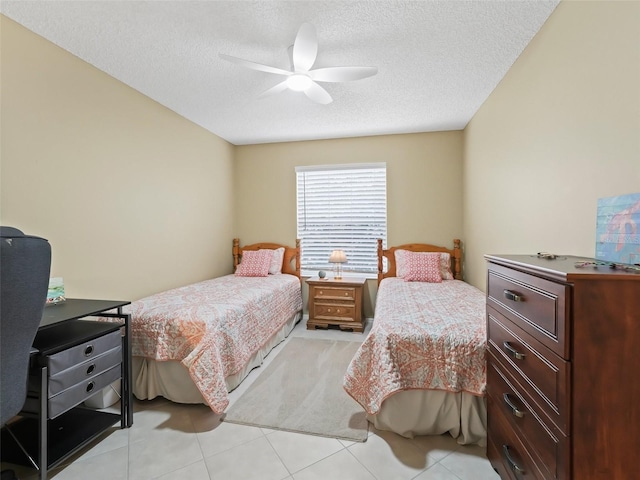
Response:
[[1, 299, 132, 480]]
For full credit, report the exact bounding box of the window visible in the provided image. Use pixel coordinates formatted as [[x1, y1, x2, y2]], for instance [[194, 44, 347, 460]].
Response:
[[296, 163, 387, 277]]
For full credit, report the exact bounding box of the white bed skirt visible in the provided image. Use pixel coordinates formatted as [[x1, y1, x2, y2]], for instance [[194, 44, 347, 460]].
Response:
[[367, 389, 487, 446], [132, 312, 302, 405]]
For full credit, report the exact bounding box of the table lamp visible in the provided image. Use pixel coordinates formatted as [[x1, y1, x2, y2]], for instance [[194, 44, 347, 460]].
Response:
[[328, 250, 347, 280]]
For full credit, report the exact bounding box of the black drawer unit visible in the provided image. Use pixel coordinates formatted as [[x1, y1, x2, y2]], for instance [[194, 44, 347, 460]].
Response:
[[27, 321, 123, 419], [1, 299, 132, 480]]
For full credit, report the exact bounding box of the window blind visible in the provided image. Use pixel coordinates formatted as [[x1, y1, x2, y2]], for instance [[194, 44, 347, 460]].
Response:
[[296, 163, 387, 276]]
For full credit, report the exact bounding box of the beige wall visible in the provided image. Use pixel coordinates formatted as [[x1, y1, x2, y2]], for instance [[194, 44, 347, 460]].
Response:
[[0, 16, 236, 301], [463, 0, 640, 290], [234, 131, 464, 315]]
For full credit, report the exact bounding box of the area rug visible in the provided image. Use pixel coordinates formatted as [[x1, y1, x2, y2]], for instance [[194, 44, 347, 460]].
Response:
[[224, 337, 369, 442]]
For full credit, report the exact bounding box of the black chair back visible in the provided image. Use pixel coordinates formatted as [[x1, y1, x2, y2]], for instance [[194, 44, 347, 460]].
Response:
[[0, 227, 51, 425]]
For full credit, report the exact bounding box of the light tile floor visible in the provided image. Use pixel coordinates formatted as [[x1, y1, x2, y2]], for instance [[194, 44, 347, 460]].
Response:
[[2, 320, 500, 480]]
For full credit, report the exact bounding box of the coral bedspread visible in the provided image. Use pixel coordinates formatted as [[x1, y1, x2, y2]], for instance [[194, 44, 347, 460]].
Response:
[[344, 278, 486, 415], [129, 274, 302, 413]]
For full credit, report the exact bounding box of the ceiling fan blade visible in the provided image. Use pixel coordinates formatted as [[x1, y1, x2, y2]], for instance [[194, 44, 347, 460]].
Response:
[[258, 80, 289, 98], [309, 66, 378, 83], [304, 81, 333, 105], [219, 53, 291, 76], [292, 23, 318, 72]]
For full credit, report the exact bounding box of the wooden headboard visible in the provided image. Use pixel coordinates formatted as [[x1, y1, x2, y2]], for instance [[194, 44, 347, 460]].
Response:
[[377, 238, 463, 284], [232, 238, 301, 279]]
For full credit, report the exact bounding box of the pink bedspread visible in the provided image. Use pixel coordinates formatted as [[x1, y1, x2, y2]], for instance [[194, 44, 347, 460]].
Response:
[[128, 274, 302, 412], [343, 278, 486, 415]]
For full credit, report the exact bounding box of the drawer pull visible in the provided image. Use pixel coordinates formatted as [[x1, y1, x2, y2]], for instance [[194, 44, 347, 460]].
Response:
[[84, 345, 94, 357], [86, 381, 95, 393], [344, 292, 348, 296], [86, 364, 96, 376], [503, 393, 526, 418], [503, 341, 526, 360], [337, 309, 341, 313], [319, 291, 323, 295], [503, 289, 523, 302], [502, 445, 526, 475]]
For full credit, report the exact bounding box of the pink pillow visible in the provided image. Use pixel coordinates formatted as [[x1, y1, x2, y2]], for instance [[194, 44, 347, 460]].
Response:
[[403, 252, 443, 282], [395, 249, 454, 280], [235, 249, 273, 277]]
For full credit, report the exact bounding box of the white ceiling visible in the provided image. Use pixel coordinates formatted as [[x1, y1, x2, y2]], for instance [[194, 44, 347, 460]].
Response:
[[1, 1, 560, 146]]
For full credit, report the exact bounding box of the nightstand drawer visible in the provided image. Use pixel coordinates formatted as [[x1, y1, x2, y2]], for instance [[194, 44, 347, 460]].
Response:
[[313, 286, 356, 301], [487, 263, 569, 358], [313, 302, 356, 321]]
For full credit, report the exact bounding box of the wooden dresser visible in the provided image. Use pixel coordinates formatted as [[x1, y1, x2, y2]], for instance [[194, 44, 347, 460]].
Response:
[[306, 277, 366, 332], [485, 254, 639, 480]]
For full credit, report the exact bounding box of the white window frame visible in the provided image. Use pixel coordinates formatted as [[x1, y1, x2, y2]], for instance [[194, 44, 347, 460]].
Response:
[[296, 163, 387, 279]]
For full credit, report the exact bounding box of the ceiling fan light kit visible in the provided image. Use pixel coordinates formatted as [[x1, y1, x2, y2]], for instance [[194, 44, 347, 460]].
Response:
[[220, 23, 377, 104], [286, 74, 313, 92]]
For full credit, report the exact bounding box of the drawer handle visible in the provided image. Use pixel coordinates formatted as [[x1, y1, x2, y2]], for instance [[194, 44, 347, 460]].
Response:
[[319, 291, 323, 295], [503, 289, 523, 302], [344, 292, 348, 296], [502, 445, 526, 475], [86, 381, 95, 393], [86, 364, 96, 376], [503, 341, 526, 360], [503, 393, 526, 418], [84, 345, 94, 357], [328, 308, 332, 313], [337, 309, 341, 313]]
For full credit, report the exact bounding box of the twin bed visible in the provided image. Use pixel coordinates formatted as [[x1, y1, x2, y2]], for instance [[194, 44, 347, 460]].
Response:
[[343, 240, 487, 445], [123, 237, 486, 445], [127, 239, 303, 413]]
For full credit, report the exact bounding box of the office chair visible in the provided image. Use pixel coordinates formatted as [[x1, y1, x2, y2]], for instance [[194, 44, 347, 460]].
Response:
[[1, 227, 51, 480]]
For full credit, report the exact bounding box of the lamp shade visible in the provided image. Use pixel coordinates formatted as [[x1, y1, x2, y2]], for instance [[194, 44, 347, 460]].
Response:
[[328, 250, 347, 263]]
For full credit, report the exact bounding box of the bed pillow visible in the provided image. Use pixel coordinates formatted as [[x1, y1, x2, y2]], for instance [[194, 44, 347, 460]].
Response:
[[395, 249, 454, 280], [403, 251, 443, 283], [264, 247, 285, 275], [394, 249, 410, 278], [440, 252, 454, 280], [235, 249, 273, 277]]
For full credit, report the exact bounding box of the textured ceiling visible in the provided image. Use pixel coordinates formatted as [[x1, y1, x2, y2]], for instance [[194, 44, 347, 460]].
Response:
[[1, 1, 560, 146]]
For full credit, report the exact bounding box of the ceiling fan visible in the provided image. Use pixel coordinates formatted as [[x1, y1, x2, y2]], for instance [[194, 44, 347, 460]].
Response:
[[219, 23, 377, 105]]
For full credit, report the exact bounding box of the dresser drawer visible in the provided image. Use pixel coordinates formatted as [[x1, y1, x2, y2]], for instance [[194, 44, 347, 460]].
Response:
[[488, 394, 550, 480], [488, 360, 568, 480], [313, 302, 356, 321], [313, 286, 356, 302], [45, 329, 121, 376], [488, 308, 570, 433], [47, 345, 122, 397], [487, 264, 569, 358]]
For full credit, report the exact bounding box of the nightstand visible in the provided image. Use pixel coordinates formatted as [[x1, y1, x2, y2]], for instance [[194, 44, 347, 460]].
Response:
[[306, 277, 366, 333]]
